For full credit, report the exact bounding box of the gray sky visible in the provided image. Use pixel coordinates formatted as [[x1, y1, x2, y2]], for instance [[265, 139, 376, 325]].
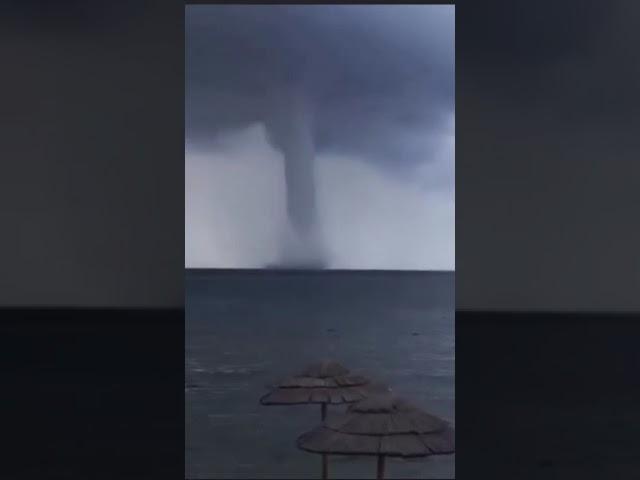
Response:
[[186, 5, 455, 270]]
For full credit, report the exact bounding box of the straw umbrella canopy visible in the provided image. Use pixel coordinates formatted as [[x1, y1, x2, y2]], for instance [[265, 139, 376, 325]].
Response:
[[260, 360, 382, 421], [261, 360, 387, 480], [297, 394, 455, 479]]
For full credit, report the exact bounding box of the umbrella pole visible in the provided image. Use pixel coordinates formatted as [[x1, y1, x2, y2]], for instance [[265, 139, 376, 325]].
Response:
[[320, 404, 328, 479], [376, 455, 385, 480], [322, 453, 328, 479]]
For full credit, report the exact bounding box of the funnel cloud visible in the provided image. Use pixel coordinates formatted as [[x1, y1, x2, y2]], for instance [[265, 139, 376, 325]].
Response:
[[186, 5, 455, 269], [263, 83, 326, 267]]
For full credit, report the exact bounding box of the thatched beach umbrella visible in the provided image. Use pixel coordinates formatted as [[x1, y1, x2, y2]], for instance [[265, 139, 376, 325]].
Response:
[[260, 360, 381, 421], [297, 394, 455, 479], [261, 360, 386, 479]]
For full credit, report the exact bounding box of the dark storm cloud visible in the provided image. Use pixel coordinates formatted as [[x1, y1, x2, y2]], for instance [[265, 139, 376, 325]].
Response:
[[186, 5, 454, 172]]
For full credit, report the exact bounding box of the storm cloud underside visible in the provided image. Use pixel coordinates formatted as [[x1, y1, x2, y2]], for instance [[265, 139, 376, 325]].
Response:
[[185, 5, 455, 269]]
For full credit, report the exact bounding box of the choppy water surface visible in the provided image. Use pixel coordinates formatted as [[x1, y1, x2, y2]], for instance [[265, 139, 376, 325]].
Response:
[[186, 270, 455, 479]]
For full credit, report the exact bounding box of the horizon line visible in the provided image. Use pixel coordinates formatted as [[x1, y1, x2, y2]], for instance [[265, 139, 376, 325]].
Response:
[[185, 267, 455, 273]]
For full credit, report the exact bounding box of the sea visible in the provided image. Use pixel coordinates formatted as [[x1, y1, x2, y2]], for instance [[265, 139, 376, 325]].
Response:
[[186, 269, 455, 479]]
